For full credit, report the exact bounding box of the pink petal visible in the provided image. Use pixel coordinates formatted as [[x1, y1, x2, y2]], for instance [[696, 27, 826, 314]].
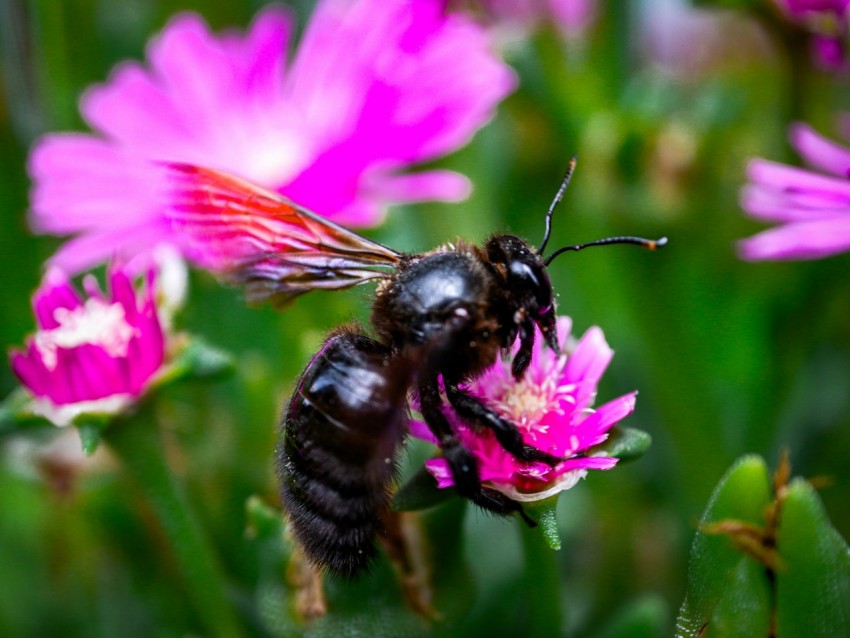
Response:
[[424, 458, 455, 489], [281, 0, 515, 218], [738, 219, 850, 260], [28, 134, 162, 233], [32, 269, 80, 329], [563, 326, 612, 399], [559, 456, 619, 472], [369, 170, 472, 203], [409, 419, 439, 444], [574, 391, 638, 446], [45, 222, 173, 275], [81, 63, 197, 158], [9, 350, 51, 398], [747, 159, 850, 199], [790, 122, 850, 177], [227, 6, 293, 98], [740, 184, 850, 223]]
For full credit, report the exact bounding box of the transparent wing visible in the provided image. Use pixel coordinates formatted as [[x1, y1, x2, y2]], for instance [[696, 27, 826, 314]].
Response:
[[165, 163, 403, 306]]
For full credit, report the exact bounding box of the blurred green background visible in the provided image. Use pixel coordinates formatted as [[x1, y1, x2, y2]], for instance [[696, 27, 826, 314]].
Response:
[[2, 0, 850, 636]]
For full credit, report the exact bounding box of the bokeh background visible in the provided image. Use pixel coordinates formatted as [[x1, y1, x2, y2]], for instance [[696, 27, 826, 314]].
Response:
[[1, 0, 849, 636]]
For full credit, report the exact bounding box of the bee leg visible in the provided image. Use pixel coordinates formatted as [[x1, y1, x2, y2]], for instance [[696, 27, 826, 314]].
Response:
[[444, 382, 562, 467], [418, 375, 532, 522], [511, 317, 536, 379]]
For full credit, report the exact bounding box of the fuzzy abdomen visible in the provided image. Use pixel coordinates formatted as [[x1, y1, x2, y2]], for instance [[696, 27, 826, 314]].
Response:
[[278, 330, 409, 578]]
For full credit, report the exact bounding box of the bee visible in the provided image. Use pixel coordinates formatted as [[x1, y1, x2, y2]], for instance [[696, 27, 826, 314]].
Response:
[[167, 159, 665, 578]]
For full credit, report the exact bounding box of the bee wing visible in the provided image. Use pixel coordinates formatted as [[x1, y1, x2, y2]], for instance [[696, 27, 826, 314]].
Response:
[[165, 163, 403, 306]]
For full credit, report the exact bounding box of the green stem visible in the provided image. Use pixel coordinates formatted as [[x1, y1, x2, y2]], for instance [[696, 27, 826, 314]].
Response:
[[519, 521, 564, 637], [103, 408, 244, 638]]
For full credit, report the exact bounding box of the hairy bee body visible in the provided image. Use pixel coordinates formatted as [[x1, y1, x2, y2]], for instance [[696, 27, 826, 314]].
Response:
[[279, 330, 410, 578], [279, 242, 556, 577]]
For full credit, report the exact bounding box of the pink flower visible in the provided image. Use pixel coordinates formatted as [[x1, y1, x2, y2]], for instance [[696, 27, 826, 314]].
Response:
[[9, 265, 166, 427], [411, 317, 635, 502], [739, 122, 850, 260], [29, 0, 515, 274], [639, 0, 772, 80], [474, 0, 597, 39], [773, 0, 850, 69]]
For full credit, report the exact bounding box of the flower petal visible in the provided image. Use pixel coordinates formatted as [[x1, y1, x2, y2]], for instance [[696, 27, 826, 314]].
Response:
[[738, 219, 850, 260], [563, 326, 613, 406], [424, 458, 456, 489], [790, 122, 850, 177]]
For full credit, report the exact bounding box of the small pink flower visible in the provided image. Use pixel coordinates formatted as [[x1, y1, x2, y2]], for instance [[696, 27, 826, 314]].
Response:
[[773, 0, 850, 69], [29, 0, 515, 274], [411, 317, 635, 502], [9, 265, 166, 427], [739, 122, 850, 260]]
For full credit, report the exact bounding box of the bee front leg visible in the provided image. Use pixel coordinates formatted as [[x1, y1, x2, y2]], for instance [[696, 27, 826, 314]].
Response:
[[444, 382, 562, 467], [417, 375, 532, 523], [510, 317, 536, 379]]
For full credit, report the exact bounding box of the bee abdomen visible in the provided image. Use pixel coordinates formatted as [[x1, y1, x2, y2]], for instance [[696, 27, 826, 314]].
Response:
[[277, 330, 409, 578]]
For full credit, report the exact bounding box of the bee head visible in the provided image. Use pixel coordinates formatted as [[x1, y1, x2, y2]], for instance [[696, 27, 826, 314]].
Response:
[[486, 235, 559, 352]]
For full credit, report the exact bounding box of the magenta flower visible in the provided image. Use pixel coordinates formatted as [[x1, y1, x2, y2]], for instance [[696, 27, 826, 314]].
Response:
[[29, 0, 515, 274], [411, 317, 635, 502], [773, 0, 850, 68], [739, 122, 850, 260], [9, 266, 166, 427]]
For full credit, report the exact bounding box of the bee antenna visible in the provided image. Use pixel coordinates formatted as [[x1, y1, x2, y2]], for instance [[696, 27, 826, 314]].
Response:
[[538, 155, 578, 257], [544, 235, 668, 267]]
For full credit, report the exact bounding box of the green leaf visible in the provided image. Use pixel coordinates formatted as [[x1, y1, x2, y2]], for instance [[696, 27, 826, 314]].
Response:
[[775, 478, 850, 638], [590, 426, 652, 463], [392, 465, 453, 512], [675, 455, 773, 637], [72, 411, 119, 454], [524, 496, 562, 551], [592, 595, 668, 638], [76, 422, 102, 456], [704, 556, 771, 638]]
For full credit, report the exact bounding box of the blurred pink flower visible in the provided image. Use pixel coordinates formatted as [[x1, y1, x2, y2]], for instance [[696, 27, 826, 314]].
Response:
[[739, 122, 850, 260], [773, 0, 850, 69], [638, 0, 771, 80], [29, 0, 515, 274], [474, 0, 597, 38], [411, 317, 634, 502], [9, 266, 166, 427]]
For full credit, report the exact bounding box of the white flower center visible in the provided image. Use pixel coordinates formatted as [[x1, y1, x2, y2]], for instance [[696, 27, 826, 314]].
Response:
[[484, 355, 575, 440], [35, 300, 136, 370], [500, 380, 554, 425]]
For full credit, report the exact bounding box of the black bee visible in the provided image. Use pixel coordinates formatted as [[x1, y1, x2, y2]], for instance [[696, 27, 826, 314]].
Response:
[[167, 159, 664, 578]]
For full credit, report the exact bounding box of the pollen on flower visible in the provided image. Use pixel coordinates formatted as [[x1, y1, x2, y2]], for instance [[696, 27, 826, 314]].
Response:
[[497, 380, 556, 430], [34, 300, 136, 370], [483, 353, 575, 440]]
